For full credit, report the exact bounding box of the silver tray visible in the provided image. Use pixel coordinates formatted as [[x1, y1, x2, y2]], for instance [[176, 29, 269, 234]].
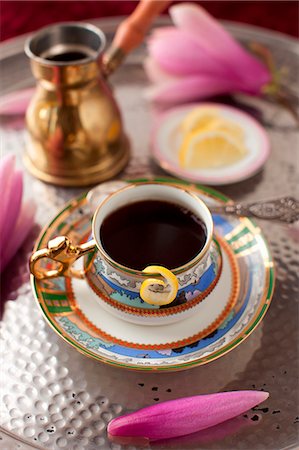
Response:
[[1, 17, 299, 450]]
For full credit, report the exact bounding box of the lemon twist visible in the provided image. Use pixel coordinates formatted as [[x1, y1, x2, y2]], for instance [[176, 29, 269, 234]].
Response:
[[140, 266, 179, 306]]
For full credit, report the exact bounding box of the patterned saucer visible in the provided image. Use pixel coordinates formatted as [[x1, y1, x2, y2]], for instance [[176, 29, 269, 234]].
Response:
[[31, 177, 275, 371], [70, 235, 238, 348]]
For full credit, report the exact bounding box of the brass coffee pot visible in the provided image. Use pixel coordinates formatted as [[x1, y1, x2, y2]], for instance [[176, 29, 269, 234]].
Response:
[[24, 1, 169, 187]]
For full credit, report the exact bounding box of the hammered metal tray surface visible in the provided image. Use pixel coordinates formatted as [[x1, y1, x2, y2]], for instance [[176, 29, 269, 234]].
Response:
[[1, 18, 299, 450]]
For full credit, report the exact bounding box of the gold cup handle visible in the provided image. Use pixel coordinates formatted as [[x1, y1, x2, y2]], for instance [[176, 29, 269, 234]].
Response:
[[30, 236, 96, 280]]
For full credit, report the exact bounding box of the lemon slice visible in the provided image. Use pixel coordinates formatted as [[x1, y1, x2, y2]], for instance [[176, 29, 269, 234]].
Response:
[[181, 107, 220, 134], [208, 118, 245, 144], [140, 266, 179, 306], [179, 130, 247, 169], [189, 117, 245, 145]]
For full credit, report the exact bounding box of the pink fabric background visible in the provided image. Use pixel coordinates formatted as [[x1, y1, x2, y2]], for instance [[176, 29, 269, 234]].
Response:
[[1, 1, 298, 42]]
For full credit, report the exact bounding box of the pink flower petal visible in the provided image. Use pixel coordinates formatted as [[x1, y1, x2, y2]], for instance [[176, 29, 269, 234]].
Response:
[[0, 154, 16, 237], [108, 390, 269, 441], [0, 88, 34, 116], [170, 3, 270, 93], [171, 3, 244, 61], [110, 416, 248, 447], [148, 26, 174, 38], [145, 74, 242, 104], [144, 57, 181, 84], [1, 200, 36, 271], [0, 170, 23, 248], [152, 415, 249, 448], [148, 28, 228, 78]]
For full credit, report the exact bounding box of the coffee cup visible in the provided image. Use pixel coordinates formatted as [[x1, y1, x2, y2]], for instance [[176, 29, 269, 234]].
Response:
[[30, 182, 222, 325]]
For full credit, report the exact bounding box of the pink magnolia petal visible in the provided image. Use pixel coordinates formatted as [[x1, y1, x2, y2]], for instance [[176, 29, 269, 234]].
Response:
[[110, 416, 248, 447], [170, 3, 270, 92], [144, 57, 181, 84], [148, 28, 228, 78], [145, 74, 243, 104], [152, 415, 249, 448], [171, 3, 244, 60], [108, 390, 269, 441], [1, 200, 36, 271], [1, 170, 23, 248], [148, 26, 176, 40], [0, 88, 34, 116], [0, 154, 16, 237]]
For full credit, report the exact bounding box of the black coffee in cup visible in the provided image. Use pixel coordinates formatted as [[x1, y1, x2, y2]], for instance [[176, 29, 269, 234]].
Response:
[[100, 200, 207, 271]]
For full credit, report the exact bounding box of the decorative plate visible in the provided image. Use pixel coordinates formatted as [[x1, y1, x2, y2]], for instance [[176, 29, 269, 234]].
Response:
[[151, 104, 270, 185], [31, 177, 274, 371]]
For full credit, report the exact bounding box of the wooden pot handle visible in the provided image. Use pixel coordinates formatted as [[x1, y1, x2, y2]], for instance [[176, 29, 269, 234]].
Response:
[[102, 0, 170, 76]]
